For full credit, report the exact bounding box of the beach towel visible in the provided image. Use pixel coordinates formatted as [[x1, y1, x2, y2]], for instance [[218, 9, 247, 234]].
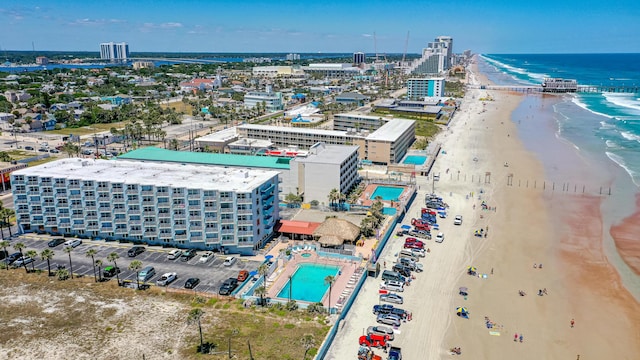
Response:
[[489, 331, 501, 336]]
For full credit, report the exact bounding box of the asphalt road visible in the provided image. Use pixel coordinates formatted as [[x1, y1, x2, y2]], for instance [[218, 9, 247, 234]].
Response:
[[5, 233, 262, 295]]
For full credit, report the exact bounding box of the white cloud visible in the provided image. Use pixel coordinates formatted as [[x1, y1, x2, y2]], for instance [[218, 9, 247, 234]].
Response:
[[362, 33, 373, 38], [69, 18, 126, 26]]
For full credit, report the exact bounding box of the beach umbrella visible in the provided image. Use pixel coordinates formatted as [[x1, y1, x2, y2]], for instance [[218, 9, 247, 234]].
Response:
[[467, 266, 477, 274], [456, 307, 469, 318], [459, 287, 468, 292]]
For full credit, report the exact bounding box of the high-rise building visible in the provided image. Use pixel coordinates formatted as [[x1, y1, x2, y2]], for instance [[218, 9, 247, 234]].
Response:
[[406, 77, 446, 99], [407, 36, 453, 75], [353, 52, 366, 65], [285, 53, 300, 61], [100, 42, 130, 62], [11, 159, 279, 254]]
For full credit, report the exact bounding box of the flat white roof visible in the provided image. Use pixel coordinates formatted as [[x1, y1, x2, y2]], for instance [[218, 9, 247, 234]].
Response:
[[195, 127, 238, 143], [228, 138, 273, 148], [14, 158, 278, 192], [334, 113, 393, 121], [366, 119, 415, 142], [239, 124, 348, 138], [296, 144, 359, 165]]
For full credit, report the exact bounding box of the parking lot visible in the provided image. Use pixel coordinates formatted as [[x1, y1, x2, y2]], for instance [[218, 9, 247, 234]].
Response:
[[6, 234, 263, 295]]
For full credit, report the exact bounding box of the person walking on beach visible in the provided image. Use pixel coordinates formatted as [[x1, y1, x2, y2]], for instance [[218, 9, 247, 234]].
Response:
[[514, 333, 518, 342], [571, 319, 575, 328], [519, 334, 523, 343]]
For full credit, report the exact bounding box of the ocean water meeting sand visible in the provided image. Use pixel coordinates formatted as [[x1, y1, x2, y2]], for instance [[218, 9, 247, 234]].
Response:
[[326, 57, 640, 359]]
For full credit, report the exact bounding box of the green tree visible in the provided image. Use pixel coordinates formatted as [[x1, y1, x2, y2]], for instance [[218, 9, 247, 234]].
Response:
[[25, 250, 38, 272], [85, 249, 98, 282], [62, 142, 79, 158], [107, 252, 121, 285], [258, 263, 269, 289], [13, 242, 27, 272], [328, 188, 339, 210], [0, 240, 9, 270], [324, 275, 336, 315], [301, 334, 316, 360], [254, 286, 267, 308], [95, 259, 103, 282], [64, 246, 74, 279], [56, 267, 69, 281], [170, 138, 179, 150], [40, 249, 55, 276], [129, 260, 143, 289], [0, 208, 15, 238], [187, 308, 205, 353]]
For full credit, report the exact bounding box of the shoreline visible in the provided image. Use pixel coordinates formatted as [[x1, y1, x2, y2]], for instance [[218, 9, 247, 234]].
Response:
[[440, 56, 640, 358]]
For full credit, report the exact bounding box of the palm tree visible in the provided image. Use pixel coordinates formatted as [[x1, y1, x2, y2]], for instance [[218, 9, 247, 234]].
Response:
[[328, 188, 339, 210], [13, 242, 27, 272], [56, 267, 69, 281], [85, 249, 98, 282], [95, 259, 103, 282], [324, 275, 336, 315], [40, 249, 55, 276], [64, 246, 74, 279], [187, 308, 205, 352], [129, 260, 143, 289], [258, 263, 269, 288], [107, 252, 121, 285], [25, 250, 38, 272], [300, 333, 316, 360], [0, 240, 9, 270], [254, 286, 267, 307], [0, 208, 15, 238]]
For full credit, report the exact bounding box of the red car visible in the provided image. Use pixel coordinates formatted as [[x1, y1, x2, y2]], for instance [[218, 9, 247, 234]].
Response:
[[404, 242, 424, 249], [359, 334, 389, 348], [404, 238, 424, 246], [404, 237, 417, 243]]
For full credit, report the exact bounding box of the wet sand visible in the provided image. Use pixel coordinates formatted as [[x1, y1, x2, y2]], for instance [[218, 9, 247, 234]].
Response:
[[610, 193, 640, 275]]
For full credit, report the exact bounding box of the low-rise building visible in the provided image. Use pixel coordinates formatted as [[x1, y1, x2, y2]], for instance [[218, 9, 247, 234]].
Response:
[[244, 87, 283, 112], [302, 63, 362, 79], [335, 92, 371, 107], [252, 66, 304, 78], [12, 158, 280, 255]]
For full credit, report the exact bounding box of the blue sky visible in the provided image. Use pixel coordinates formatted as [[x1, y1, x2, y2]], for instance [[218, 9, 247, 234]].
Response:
[[1, 0, 639, 54]]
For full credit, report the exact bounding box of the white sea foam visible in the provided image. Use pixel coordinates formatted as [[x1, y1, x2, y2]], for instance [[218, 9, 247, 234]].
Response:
[[620, 131, 640, 143], [571, 96, 615, 119], [602, 93, 640, 114], [480, 55, 544, 85], [606, 151, 640, 187], [600, 121, 615, 130], [605, 140, 619, 148]]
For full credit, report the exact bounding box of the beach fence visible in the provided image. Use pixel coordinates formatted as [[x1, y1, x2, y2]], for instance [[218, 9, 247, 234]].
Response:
[[442, 171, 612, 196]]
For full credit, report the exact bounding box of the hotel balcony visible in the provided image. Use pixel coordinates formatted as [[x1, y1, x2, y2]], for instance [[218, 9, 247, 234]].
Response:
[[128, 209, 141, 215], [129, 220, 142, 226], [237, 230, 253, 237], [173, 213, 186, 220], [115, 228, 127, 234], [101, 226, 114, 232], [187, 194, 200, 200], [221, 229, 235, 235], [141, 190, 154, 196], [159, 233, 172, 239], [86, 216, 98, 221], [71, 223, 85, 230], [143, 210, 156, 216], [129, 229, 143, 236], [45, 220, 57, 227], [158, 213, 171, 218], [87, 224, 100, 231], [190, 226, 203, 231], [175, 233, 188, 241], [238, 209, 253, 215], [142, 200, 155, 206], [68, 184, 80, 190], [125, 189, 138, 195], [238, 220, 253, 226], [13, 190, 26, 195]]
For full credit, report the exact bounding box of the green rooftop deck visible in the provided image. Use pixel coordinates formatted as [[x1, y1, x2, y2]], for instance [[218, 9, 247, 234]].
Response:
[[117, 147, 291, 169]]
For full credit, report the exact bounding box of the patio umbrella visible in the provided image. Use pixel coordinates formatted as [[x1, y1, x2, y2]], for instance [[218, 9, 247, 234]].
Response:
[[249, 270, 258, 277], [265, 254, 274, 261]]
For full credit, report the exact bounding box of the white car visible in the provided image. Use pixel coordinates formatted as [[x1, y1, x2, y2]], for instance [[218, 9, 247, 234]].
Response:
[[64, 239, 82, 248], [410, 248, 426, 257], [199, 252, 214, 263], [380, 281, 404, 292], [156, 272, 177, 286], [167, 249, 182, 260], [414, 263, 424, 272], [435, 232, 445, 243], [454, 215, 463, 225], [223, 256, 237, 267]]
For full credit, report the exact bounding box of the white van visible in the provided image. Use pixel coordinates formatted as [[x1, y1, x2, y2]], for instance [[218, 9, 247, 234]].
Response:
[[380, 280, 404, 292], [398, 250, 419, 262], [223, 256, 237, 266]]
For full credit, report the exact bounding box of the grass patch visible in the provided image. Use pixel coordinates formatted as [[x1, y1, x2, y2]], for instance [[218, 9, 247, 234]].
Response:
[[415, 119, 442, 138], [160, 101, 193, 115], [47, 121, 128, 136]]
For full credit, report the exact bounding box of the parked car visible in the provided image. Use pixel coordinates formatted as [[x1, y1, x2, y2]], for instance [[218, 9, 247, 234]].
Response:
[[435, 232, 445, 243], [359, 334, 389, 348], [103, 266, 120, 277], [64, 239, 82, 248], [366, 325, 395, 341], [379, 293, 404, 304], [3, 252, 23, 265], [38, 148, 48, 152], [404, 241, 424, 250], [184, 277, 200, 289], [410, 248, 426, 257], [127, 246, 145, 257], [47, 238, 65, 247], [392, 264, 411, 277], [49, 149, 60, 153], [380, 281, 404, 292], [218, 277, 239, 295], [237, 270, 249, 282], [198, 252, 213, 263], [376, 313, 402, 327], [373, 304, 408, 319], [13, 256, 35, 267], [24, 146, 34, 151], [167, 249, 182, 260], [398, 257, 417, 270], [156, 272, 178, 286], [454, 215, 463, 225], [223, 256, 237, 266], [404, 238, 424, 246], [181, 249, 197, 261]]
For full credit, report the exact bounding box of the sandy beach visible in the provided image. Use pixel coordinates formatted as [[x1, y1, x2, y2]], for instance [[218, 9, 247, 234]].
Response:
[[326, 57, 640, 359]]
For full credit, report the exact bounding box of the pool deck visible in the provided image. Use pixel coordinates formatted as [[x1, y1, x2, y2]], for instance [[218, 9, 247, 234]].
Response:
[[266, 250, 361, 308], [358, 184, 411, 207]]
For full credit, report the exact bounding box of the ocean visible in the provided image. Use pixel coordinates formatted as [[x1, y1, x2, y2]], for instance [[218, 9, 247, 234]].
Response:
[[479, 53, 640, 297]]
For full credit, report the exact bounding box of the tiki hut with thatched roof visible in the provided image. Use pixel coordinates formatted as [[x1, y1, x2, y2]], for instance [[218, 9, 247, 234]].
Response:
[[313, 218, 361, 248]]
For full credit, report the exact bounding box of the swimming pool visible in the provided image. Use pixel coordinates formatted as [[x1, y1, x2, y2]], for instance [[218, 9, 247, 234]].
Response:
[[370, 186, 404, 201], [383, 207, 397, 215], [277, 263, 340, 302], [403, 155, 427, 165]]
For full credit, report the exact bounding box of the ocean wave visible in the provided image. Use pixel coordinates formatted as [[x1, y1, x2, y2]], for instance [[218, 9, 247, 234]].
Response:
[[600, 121, 615, 129], [571, 96, 615, 119], [480, 55, 545, 85], [606, 151, 640, 187], [605, 140, 619, 148], [602, 93, 640, 114], [620, 131, 640, 143]]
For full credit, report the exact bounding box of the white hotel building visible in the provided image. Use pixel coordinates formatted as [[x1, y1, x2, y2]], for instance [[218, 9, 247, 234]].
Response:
[[12, 159, 279, 255]]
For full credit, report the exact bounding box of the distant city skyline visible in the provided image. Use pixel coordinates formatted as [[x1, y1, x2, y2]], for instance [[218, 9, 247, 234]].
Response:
[[1, 0, 639, 54]]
